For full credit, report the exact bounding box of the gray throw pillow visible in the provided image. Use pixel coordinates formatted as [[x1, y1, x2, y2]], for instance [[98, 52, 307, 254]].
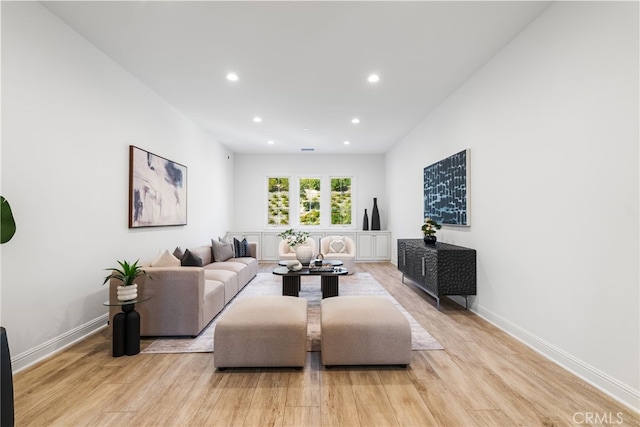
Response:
[[211, 239, 234, 262], [181, 249, 203, 266]]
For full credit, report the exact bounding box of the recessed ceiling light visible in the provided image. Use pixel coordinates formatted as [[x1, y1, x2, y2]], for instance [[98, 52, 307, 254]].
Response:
[[253, 116, 262, 123], [367, 74, 380, 83], [268, 140, 274, 145], [343, 141, 351, 145], [303, 127, 309, 131], [351, 118, 360, 124], [226, 72, 239, 81]]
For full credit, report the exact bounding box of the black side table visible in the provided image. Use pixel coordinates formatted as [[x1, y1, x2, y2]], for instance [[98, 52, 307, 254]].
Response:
[[1, 327, 14, 427], [103, 297, 150, 357]]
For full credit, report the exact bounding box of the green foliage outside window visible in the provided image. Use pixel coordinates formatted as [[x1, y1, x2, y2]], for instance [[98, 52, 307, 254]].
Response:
[[331, 177, 352, 225], [267, 176, 353, 227], [299, 178, 321, 225], [267, 177, 289, 225]]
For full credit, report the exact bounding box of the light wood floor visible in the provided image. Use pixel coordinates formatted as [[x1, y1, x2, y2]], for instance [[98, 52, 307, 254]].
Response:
[[13, 263, 639, 426]]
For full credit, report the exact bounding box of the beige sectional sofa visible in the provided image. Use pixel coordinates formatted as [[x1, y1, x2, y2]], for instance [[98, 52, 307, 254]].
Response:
[[108, 242, 258, 337]]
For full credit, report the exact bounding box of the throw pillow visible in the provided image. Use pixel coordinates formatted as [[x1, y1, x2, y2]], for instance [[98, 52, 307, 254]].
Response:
[[151, 249, 181, 267], [173, 246, 184, 260], [328, 236, 346, 253], [181, 249, 203, 267], [211, 238, 234, 262], [233, 238, 250, 257]]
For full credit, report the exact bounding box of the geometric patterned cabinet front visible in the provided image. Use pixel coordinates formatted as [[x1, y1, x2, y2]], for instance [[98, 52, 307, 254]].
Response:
[[397, 239, 476, 309]]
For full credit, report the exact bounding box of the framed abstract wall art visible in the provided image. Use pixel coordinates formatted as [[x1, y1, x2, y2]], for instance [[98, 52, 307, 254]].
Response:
[[129, 145, 187, 228], [423, 149, 470, 226]]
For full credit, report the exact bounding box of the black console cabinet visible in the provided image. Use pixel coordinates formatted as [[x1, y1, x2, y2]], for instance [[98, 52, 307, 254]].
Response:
[[398, 239, 476, 309]]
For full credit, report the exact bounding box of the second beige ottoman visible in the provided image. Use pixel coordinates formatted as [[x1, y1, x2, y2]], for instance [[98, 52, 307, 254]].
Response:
[[214, 296, 308, 369], [321, 296, 411, 367]]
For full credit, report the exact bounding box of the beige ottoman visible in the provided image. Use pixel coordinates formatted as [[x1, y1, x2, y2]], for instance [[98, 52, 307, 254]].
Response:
[[321, 296, 411, 367], [214, 296, 308, 369]]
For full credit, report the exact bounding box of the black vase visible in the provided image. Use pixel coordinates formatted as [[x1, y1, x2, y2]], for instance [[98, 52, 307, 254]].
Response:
[[363, 209, 369, 231], [371, 198, 380, 230], [424, 235, 437, 245]]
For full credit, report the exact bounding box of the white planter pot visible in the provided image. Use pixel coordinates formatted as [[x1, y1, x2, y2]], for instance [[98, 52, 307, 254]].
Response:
[[117, 284, 138, 301], [295, 244, 314, 266]]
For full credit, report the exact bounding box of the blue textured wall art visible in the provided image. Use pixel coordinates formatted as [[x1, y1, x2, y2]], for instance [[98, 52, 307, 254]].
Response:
[[423, 149, 469, 226]]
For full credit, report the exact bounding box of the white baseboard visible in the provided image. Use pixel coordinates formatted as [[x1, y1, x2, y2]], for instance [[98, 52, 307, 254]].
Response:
[[473, 304, 640, 413], [11, 314, 108, 373]]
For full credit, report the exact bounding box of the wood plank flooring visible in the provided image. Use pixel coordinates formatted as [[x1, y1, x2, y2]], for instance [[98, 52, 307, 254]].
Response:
[[12, 262, 640, 426]]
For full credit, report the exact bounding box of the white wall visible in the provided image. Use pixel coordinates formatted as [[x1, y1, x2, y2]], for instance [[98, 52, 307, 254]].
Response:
[[0, 2, 234, 369], [386, 2, 639, 410], [233, 153, 386, 231]]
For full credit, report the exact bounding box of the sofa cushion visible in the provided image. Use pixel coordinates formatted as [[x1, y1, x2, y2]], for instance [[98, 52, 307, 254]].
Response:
[[173, 246, 184, 260], [229, 254, 258, 289], [204, 280, 225, 326], [203, 268, 239, 304], [212, 239, 234, 262], [151, 250, 181, 267], [206, 261, 255, 291], [181, 249, 203, 267]]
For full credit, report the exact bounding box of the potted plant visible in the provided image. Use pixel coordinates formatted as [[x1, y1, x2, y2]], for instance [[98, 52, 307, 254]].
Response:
[[1, 196, 16, 244], [421, 217, 442, 245], [103, 260, 149, 301], [278, 228, 310, 247], [278, 228, 313, 265]]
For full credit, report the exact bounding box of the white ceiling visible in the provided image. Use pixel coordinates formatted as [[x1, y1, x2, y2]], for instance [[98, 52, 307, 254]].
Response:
[[42, 1, 551, 154]]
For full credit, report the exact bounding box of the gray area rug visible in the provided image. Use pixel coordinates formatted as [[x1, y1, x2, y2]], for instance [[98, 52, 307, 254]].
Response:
[[141, 272, 443, 353]]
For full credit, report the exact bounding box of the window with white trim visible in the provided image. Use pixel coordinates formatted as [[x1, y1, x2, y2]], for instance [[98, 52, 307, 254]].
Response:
[[330, 177, 352, 226], [267, 177, 290, 226], [299, 177, 321, 225], [266, 175, 355, 229]]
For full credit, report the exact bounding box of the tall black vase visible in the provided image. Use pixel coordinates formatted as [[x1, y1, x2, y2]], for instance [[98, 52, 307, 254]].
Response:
[[371, 198, 381, 230], [363, 209, 369, 231]]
